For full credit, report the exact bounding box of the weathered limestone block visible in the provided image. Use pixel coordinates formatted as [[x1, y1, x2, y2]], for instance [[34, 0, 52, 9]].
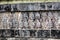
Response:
[[29, 12, 35, 20], [28, 19, 35, 29], [46, 3, 53, 10], [42, 30, 50, 38], [53, 3, 60, 10], [40, 3, 46, 10], [35, 19, 41, 29], [28, 3, 34, 11], [35, 12, 40, 19], [33, 3, 40, 10], [17, 4, 28, 11]]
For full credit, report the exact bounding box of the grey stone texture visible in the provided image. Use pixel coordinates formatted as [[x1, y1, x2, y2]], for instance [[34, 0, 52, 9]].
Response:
[[0, 2, 60, 12]]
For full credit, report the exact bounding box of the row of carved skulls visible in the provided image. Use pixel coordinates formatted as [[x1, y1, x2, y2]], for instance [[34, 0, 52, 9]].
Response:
[[0, 12, 60, 30]]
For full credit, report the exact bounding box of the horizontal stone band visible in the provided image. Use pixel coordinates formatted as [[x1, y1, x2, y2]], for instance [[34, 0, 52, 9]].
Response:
[[0, 3, 60, 12]]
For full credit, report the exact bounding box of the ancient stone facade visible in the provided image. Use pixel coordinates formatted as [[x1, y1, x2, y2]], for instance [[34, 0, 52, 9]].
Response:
[[0, 2, 60, 40]]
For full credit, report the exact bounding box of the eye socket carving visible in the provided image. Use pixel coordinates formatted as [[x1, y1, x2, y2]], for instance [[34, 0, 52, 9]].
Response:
[[47, 5, 52, 8], [4, 6, 11, 12], [40, 4, 45, 9]]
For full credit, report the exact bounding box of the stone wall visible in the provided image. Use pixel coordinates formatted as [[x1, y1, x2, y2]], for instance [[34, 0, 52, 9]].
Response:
[[0, 2, 60, 40]]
